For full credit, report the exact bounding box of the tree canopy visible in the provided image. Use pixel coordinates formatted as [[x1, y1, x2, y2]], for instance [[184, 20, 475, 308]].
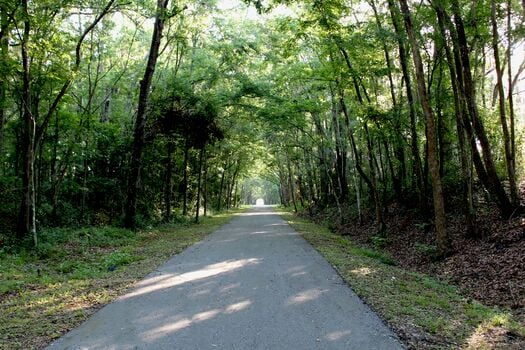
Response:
[[0, 0, 524, 257]]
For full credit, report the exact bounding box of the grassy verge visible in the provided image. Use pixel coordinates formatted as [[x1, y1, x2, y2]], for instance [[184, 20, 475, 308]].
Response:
[[0, 210, 244, 350], [279, 209, 525, 350]]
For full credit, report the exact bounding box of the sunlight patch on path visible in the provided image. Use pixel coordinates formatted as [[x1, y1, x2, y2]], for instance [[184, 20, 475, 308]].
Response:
[[122, 259, 260, 300], [286, 288, 327, 306], [325, 330, 352, 341], [142, 300, 252, 341]]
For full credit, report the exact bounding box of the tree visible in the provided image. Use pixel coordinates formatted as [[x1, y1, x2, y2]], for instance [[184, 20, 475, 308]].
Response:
[[0, 1, 15, 155], [0, 0, 523, 258], [447, 0, 516, 217], [491, 0, 518, 205], [386, 0, 424, 203], [16, 0, 116, 242], [398, 0, 450, 255], [124, 0, 171, 229]]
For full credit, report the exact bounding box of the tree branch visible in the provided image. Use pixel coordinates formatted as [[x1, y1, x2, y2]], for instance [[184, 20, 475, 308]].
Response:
[[35, 0, 117, 146]]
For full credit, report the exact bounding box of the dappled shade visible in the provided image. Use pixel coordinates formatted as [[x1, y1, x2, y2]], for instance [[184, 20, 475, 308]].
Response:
[[46, 207, 402, 349], [1, 0, 524, 348]]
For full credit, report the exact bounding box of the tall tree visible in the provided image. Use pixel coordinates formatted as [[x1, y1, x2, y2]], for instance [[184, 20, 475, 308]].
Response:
[[398, 0, 450, 255], [387, 0, 425, 204], [195, 147, 205, 223], [433, 2, 477, 237], [124, 0, 171, 228], [0, 2, 13, 155], [439, 0, 514, 217], [491, 0, 518, 205]]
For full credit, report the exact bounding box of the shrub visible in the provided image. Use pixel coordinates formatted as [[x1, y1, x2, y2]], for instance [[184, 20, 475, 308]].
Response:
[[100, 250, 136, 270]]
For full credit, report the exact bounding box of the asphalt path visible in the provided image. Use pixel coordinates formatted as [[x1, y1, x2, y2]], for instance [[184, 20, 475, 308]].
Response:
[[47, 206, 403, 350]]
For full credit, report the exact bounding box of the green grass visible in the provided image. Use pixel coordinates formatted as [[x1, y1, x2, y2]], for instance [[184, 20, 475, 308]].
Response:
[[0, 210, 245, 350], [279, 209, 525, 349]]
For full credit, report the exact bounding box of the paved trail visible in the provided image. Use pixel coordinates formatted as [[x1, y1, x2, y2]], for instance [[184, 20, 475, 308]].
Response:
[[48, 207, 403, 349]]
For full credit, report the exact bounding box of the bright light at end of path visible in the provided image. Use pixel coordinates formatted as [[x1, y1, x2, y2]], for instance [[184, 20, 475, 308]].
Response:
[[255, 198, 265, 206]]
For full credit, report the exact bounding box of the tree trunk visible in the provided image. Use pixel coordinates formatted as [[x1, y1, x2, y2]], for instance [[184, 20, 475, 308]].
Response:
[[435, 62, 448, 180], [351, 150, 363, 224], [297, 173, 306, 208], [330, 93, 349, 202], [340, 91, 382, 229], [310, 112, 330, 205], [303, 148, 315, 212], [203, 149, 208, 217], [17, 0, 36, 244], [227, 162, 239, 211], [434, 7, 478, 237], [370, 0, 405, 199], [0, 12, 8, 155], [100, 86, 112, 123], [337, 50, 385, 227], [233, 182, 239, 208], [124, 0, 169, 228], [195, 147, 204, 223], [182, 140, 189, 216], [446, 0, 514, 217], [364, 122, 385, 233], [507, 0, 516, 204], [491, 0, 518, 205], [286, 153, 298, 213], [278, 178, 285, 206], [80, 138, 89, 224], [50, 113, 60, 223], [16, 0, 115, 236], [164, 140, 173, 222], [217, 160, 227, 211], [225, 178, 231, 211], [399, 0, 450, 255], [387, 0, 424, 204]]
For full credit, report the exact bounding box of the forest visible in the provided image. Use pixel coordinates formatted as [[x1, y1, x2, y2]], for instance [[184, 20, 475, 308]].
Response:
[[0, 0, 524, 348]]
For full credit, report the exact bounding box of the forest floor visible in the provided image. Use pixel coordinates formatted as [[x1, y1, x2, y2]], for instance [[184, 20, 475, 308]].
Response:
[[340, 203, 525, 311], [287, 196, 525, 349], [0, 210, 245, 350]]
